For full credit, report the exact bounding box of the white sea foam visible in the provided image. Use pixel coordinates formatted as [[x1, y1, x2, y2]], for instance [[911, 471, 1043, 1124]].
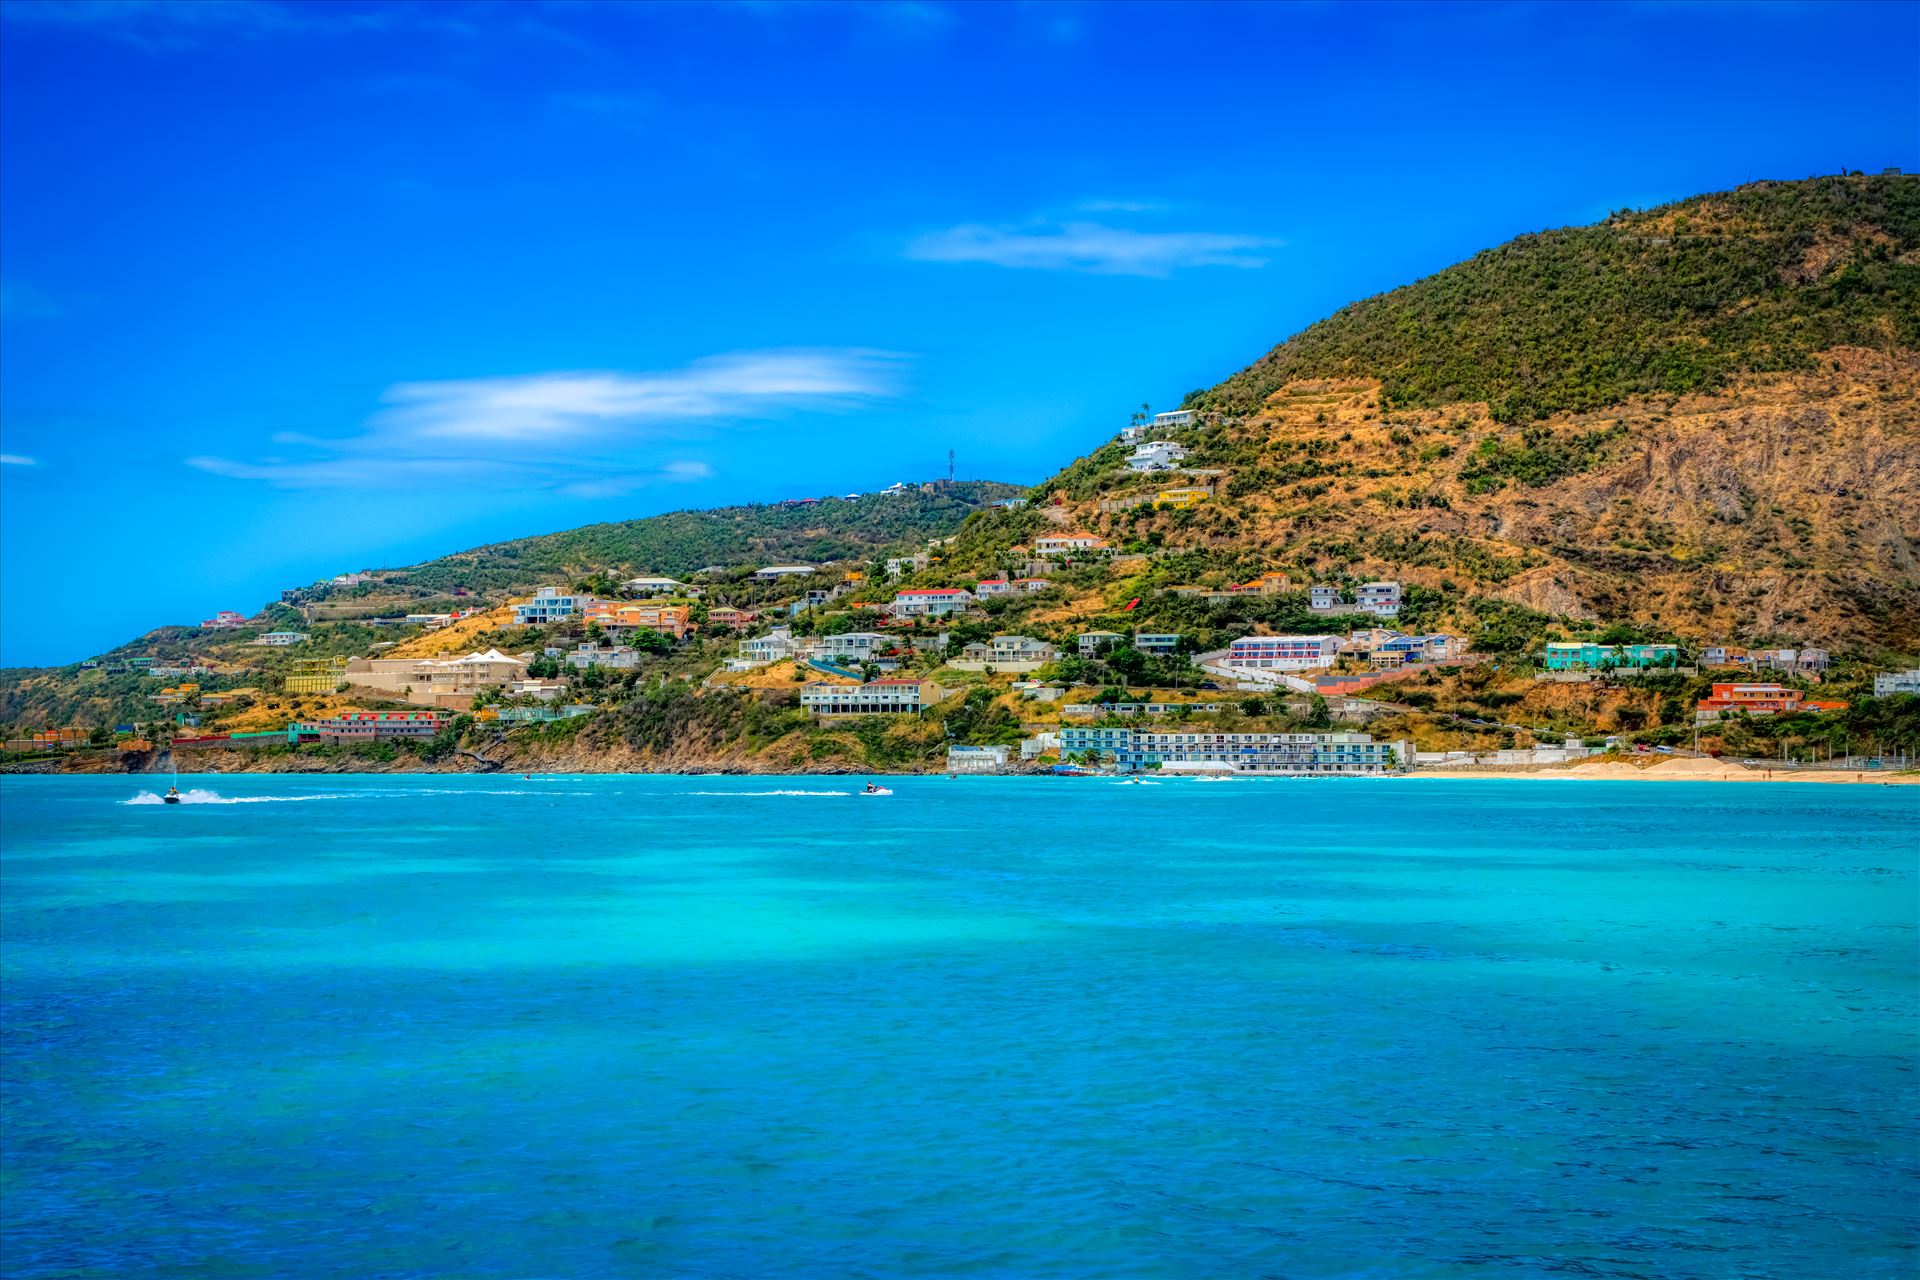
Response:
[[680, 789, 854, 797], [124, 789, 352, 806]]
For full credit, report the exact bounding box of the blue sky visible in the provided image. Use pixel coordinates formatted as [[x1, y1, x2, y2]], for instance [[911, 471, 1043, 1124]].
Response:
[[3, 0, 1915, 666]]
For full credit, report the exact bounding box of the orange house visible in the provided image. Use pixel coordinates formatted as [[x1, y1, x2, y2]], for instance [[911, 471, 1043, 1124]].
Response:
[[1695, 683, 1848, 720], [583, 601, 691, 640]]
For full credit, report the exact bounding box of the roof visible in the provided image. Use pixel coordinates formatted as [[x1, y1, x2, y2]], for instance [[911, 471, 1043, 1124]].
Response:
[[898, 588, 970, 597]]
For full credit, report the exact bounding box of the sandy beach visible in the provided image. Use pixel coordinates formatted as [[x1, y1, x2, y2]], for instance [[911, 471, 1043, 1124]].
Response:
[[1419, 755, 1917, 784]]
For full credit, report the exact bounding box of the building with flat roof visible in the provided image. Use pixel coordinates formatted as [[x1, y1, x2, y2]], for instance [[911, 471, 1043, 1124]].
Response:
[[1225, 634, 1341, 671], [1543, 642, 1681, 671], [293, 711, 448, 744], [1061, 727, 1409, 775], [800, 678, 945, 718], [1874, 669, 1920, 696], [1354, 582, 1402, 617], [513, 587, 583, 626], [947, 744, 1011, 773], [1695, 682, 1848, 721], [891, 588, 975, 618]]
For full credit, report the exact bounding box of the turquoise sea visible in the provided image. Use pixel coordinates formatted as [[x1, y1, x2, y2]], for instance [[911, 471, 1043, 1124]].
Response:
[[2, 774, 1915, 1278]]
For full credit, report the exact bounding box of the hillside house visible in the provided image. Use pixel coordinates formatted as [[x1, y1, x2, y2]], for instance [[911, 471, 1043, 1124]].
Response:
[[201, 611, 247, 629], [621, 576, 691, 596], [284, 657, 349, 694], [253, 631, 310, 646], [753, 564, 817, 582], [1127, 441, 1189, 472], [737, 626, 798, 666], [1034, 533, 1110, 557], [804, 632, 887, 661], [1227, 572, 1291, 597], [801, 677, 946, 718], [1225, 634, 1341, 671], [1309, 585, 1344, 611], [514, 587, 583, 626], [1873, 669, 1920, 696], [1695, 683, 1848, 721], [565, 645, 641, 671], [1355, 582, 1403, 617], [1154, 486, 1211, 508], [293, 711, 447, 744], [582, 601, 691, 639], [891, 588, 975, 618], [1542, 642, 1681, 671], [1132, 633, 1181, 655], [1079, 630, 1126, 656], [706, 607, 758, 631], [1153, 410, 1195, 428]]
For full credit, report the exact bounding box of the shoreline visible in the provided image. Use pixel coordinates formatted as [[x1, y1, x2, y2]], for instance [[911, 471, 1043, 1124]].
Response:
[[4, 757, 1914, 785]]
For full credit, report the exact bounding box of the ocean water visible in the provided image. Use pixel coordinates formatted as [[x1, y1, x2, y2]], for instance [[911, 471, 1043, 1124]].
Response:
[[2, 774, 1915, 1279]]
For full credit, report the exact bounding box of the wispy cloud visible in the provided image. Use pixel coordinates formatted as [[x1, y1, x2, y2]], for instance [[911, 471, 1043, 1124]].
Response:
[[908, 217, 1279, 277], [0, 0, 474, 49], [188, 349, 901, 492], [0, 454, 39, 467], [0, 280, 66, 321]]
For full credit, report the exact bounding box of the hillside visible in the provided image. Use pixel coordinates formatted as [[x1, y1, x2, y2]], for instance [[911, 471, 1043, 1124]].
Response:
[[6, 174, 1917, 770], [1023, 174, 1920, 653], [357, 482, 1021, 598], [1195, 173, 1919, 423]]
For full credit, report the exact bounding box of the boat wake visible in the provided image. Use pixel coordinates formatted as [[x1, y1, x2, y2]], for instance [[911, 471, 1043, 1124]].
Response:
[[681, 789, 853, 797], [123, 789, 349, 806]]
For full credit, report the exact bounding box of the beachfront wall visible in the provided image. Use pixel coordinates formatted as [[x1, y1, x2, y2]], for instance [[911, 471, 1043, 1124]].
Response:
[[1061, 728, 1409, 775]]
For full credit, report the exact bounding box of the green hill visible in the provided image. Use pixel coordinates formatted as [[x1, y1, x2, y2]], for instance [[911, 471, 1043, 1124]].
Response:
[[353, 481, 1021, 597], [1192, 173, 1920, 423]]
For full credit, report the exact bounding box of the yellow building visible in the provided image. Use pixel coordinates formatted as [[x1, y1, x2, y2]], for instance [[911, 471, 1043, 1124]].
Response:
[[1155, 487, 1212, 509], [285, 657, 349, 694]]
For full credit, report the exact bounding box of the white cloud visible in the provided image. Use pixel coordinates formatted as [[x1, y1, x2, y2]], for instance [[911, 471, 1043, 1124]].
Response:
[[0, 280, 65, 321], [188, 349, 900, 491], [908, 219, 1278, 276], [0, 454, 38, 467]]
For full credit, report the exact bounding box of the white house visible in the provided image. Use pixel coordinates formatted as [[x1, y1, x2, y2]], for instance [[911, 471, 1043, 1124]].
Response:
[[947, 744, 1010, 773], [1153, 410, 1195, 428], [753, 565, 817, 582], [621, 576, 691, 597], [1034, 533, 1110, 557], [1355, 582, 1403, 617], [514, 587, 584, 626], [1225, 634, 1342, 671], [804, 632, 887, 661], [886, 552, 932, 576], [737, 625, 799, 665], [801, 678, 945, 717], [891, 588, 975, 618], [253, 631, 310, 646], [1309, 585, 1345, 611], [1078, 630, 1126, 656], [1127, 441, 1190, 472], [565, 645, 641, 671], [1874, 669, 1920, 696]]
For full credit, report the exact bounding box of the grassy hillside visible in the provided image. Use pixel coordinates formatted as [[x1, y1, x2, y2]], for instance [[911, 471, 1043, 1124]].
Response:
[[1193, 173, 1919, 422], [8, 175, 1916, 765], [997, 174, 1920, 654], [363, 481, 1021, 597]]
